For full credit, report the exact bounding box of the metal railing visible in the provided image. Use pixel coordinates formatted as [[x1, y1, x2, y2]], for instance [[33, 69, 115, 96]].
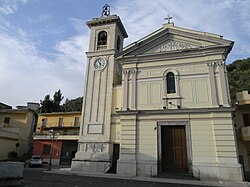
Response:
[[36, 122, 80, 128], [34, 131, 79, 136]]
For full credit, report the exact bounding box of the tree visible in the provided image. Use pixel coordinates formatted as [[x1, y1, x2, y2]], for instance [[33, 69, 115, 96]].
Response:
[[39, 90, 82, 113], [53, 89, 64, 112], [40, 94, 53, 113], [227, 57, 250, 102], [62, 97, 83, 112], [40, 90, 64, 113]]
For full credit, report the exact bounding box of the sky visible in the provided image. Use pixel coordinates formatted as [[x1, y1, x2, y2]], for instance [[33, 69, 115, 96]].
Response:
[[0, 0, 250, 107]]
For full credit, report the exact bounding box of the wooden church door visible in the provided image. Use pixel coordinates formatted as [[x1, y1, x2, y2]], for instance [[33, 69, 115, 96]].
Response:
[[161, 126, 188, 172]]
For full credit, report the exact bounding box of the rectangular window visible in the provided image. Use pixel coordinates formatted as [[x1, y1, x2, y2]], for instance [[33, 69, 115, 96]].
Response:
[[74, 117, 79, 127], [42, 118, 47, 127], [58, 117, 63, 127], [4, 117, 10, 127], [43, 144, 51, 155], [243, 114, 250, 126]]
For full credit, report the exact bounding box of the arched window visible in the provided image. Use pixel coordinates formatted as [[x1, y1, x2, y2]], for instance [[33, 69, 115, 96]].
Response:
[[97, 31, 107, 50], [167, 72, 176, 94], [116, 35, 121, 51]]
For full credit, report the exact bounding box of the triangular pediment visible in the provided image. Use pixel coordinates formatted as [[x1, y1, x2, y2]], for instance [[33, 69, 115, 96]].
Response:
[[145, 39, 198, 54], [116, 24, 233, 58]]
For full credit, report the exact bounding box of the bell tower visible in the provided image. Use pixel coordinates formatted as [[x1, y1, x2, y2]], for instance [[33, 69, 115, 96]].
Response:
[[71, 5, 128, 173]]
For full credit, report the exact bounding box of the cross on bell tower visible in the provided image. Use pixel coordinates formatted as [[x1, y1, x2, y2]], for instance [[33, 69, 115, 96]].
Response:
[[102, 4, 110, 17]]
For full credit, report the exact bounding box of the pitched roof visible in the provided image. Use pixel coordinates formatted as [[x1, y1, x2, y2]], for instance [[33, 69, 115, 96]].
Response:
[[0, 102, 12, 110], [116, 23, 233, 59]]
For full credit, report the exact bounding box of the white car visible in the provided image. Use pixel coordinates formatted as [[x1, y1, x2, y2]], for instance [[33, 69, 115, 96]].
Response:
[[29, 155, 43, 167]]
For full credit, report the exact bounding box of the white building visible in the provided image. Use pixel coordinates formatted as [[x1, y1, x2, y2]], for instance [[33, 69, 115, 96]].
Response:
[[71, 8, 243, 182]]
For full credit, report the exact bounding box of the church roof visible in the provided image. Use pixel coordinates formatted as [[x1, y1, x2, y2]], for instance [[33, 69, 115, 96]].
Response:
[[116, 23, 234, 60]]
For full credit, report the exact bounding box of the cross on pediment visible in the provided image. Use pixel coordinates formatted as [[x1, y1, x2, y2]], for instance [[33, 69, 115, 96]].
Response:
[[165, 15, 173, 24]]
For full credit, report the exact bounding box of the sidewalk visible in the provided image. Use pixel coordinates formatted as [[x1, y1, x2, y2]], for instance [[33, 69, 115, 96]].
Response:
[[44, 167, 250, 187]]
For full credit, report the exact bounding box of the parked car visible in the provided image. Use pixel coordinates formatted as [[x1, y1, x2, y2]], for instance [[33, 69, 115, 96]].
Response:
[[29, 155, 43, 167]]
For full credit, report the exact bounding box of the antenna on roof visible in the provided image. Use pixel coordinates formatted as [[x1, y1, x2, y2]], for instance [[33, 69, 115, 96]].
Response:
[[101, 4, 110, 17]]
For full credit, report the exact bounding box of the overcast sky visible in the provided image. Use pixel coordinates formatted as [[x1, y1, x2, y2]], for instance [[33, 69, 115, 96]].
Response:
[[0, 0, 250, 107]]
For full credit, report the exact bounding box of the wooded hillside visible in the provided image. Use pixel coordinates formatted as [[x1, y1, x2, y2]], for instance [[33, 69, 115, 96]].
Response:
[[227, 57, 250, 102]]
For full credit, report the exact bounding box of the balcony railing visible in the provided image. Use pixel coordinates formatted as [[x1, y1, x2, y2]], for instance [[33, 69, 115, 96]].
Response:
[[33, 131, 79, 140], [241, 126, 250, 141], [35, 131, 79, 136], [36, 122, 80, 129]]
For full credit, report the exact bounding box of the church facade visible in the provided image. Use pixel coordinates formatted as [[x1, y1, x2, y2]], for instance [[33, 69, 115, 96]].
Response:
[[71, 11, 243, 181]]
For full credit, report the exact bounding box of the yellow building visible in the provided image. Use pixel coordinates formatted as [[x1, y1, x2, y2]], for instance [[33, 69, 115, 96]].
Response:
[[0, 102, 39, 160], [33, 111, 81, 165], [235, 91, 250, 180], [71, 7, 243, 182]]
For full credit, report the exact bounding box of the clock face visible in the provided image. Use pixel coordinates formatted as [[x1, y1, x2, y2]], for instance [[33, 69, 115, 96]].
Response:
[[94, 58, 107, 70]]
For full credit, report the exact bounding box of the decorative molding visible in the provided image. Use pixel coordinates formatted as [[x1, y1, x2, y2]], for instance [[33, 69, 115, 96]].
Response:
[[87, 124, 103, 134], [207, 61, 225, 68], [94, 143, 104, 152], [217, 61, 225, 67], [146, 40, 198, 53], [130, 69, 137, 74], [136, 107, 234, 115], [207, 62, 216, 67], [123, 70, 130, 74], [85, 143, 104, 152], [116, 110, 139, 115], [123, 69, 137, 75]]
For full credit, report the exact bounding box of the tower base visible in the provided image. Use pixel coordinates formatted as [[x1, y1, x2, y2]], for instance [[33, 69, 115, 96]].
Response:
[[71, 159, 111, 173]]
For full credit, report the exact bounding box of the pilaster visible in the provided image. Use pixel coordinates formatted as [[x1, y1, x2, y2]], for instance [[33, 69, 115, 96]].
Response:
[[117, 111, 138, 176], [162, 77, 168, 109], [122, 70, 129, 110], [130, 69, 137, 110], [217, 62, 229, 107], [207, 63, 218, 107], [175, 74, 181, 107]]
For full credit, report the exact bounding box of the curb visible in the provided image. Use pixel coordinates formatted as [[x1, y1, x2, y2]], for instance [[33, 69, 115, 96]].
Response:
[[43, 168, 250, 187]]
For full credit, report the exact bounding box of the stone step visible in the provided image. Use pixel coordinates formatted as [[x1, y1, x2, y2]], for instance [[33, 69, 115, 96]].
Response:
[[156, 172, 197, 180]]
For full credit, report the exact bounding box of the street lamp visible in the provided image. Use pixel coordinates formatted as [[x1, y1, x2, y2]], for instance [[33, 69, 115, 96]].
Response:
[[48, 129, 56, 171]]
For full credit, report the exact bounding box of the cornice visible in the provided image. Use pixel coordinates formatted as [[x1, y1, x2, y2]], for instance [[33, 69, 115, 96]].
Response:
[[117, 45, 228, 65], [116, 107, 234, 116], [86, 49, 116, 57], [38, 111, 81, 116], [116, 26, 233, 59], [86, 15, 128, 38], [116, 110, 139, 115]]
